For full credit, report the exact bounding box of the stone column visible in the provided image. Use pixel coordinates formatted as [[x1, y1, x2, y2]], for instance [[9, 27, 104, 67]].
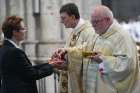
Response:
[[81, 0, 101, 19], [40, 0, 62, 41], [0, 0, 6, 24], [8, 0, 24, 17]]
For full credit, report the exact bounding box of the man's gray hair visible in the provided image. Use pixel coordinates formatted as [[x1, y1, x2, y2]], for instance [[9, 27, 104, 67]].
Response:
[[94, 5, 114, 20], [101, 6, 113, 20]]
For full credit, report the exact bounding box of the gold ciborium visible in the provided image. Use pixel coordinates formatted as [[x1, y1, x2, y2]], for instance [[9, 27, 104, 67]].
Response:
[[82, 51, 97, 57]]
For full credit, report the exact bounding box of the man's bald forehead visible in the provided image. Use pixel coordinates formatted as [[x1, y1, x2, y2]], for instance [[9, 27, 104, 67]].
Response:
[[92, 5, 113, 19], [94, 5, 110, 11]]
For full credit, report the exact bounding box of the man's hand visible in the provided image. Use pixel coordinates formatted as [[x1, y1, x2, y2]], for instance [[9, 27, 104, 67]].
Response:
[[88, 52, 103, 64]]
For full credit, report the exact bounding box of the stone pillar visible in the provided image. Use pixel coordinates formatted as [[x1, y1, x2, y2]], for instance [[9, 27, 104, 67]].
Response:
[[8, 0, 24, 17], [81, 0, 101, 19], [40, 0, 62, 41], [0, 0, 6, 24]]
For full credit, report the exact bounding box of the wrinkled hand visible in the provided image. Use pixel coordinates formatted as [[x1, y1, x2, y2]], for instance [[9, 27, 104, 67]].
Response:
[[88, 52, 103, 64]]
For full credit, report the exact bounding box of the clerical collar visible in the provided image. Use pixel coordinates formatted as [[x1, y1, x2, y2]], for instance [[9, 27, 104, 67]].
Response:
[[106, 20, 116, 32], [73, 18, 85, 32], [101, 20, 118, 38], [6, 39, 20, 48]]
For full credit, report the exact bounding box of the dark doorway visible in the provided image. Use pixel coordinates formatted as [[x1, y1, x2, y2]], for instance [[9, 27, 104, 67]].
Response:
[[101, 0, 112, 10], [101, 0, 140, 22]]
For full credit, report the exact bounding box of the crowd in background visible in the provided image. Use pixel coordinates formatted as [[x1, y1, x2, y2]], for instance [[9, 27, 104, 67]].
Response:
[[120, 16, 140, 42]]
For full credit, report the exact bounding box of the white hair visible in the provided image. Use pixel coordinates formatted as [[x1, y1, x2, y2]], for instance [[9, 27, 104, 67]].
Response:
[[101, 6, 113, 20], [93, 5, 114, 20]]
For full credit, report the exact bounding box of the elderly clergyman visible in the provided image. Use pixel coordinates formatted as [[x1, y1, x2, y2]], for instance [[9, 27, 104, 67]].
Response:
[[82, 5, 140, 93]]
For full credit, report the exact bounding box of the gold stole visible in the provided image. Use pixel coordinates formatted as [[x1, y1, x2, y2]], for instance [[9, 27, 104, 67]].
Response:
[[59, 25, 87, 93], [69, 28, 84, 93], [69, 30, 82, 47]]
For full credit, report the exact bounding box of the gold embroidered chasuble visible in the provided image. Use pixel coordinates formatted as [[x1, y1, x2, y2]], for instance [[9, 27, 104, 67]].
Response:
[[66, 21, 140, 93]]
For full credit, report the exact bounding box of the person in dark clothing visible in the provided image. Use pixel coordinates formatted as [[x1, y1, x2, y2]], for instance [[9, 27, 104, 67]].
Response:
[[0, 15, 63, 93]]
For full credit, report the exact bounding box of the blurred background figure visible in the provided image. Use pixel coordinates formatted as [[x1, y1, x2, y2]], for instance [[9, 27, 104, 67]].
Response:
[[0, 28, 4, 91], [121, 16, 140, 42], [0, 29, 4, 46]]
